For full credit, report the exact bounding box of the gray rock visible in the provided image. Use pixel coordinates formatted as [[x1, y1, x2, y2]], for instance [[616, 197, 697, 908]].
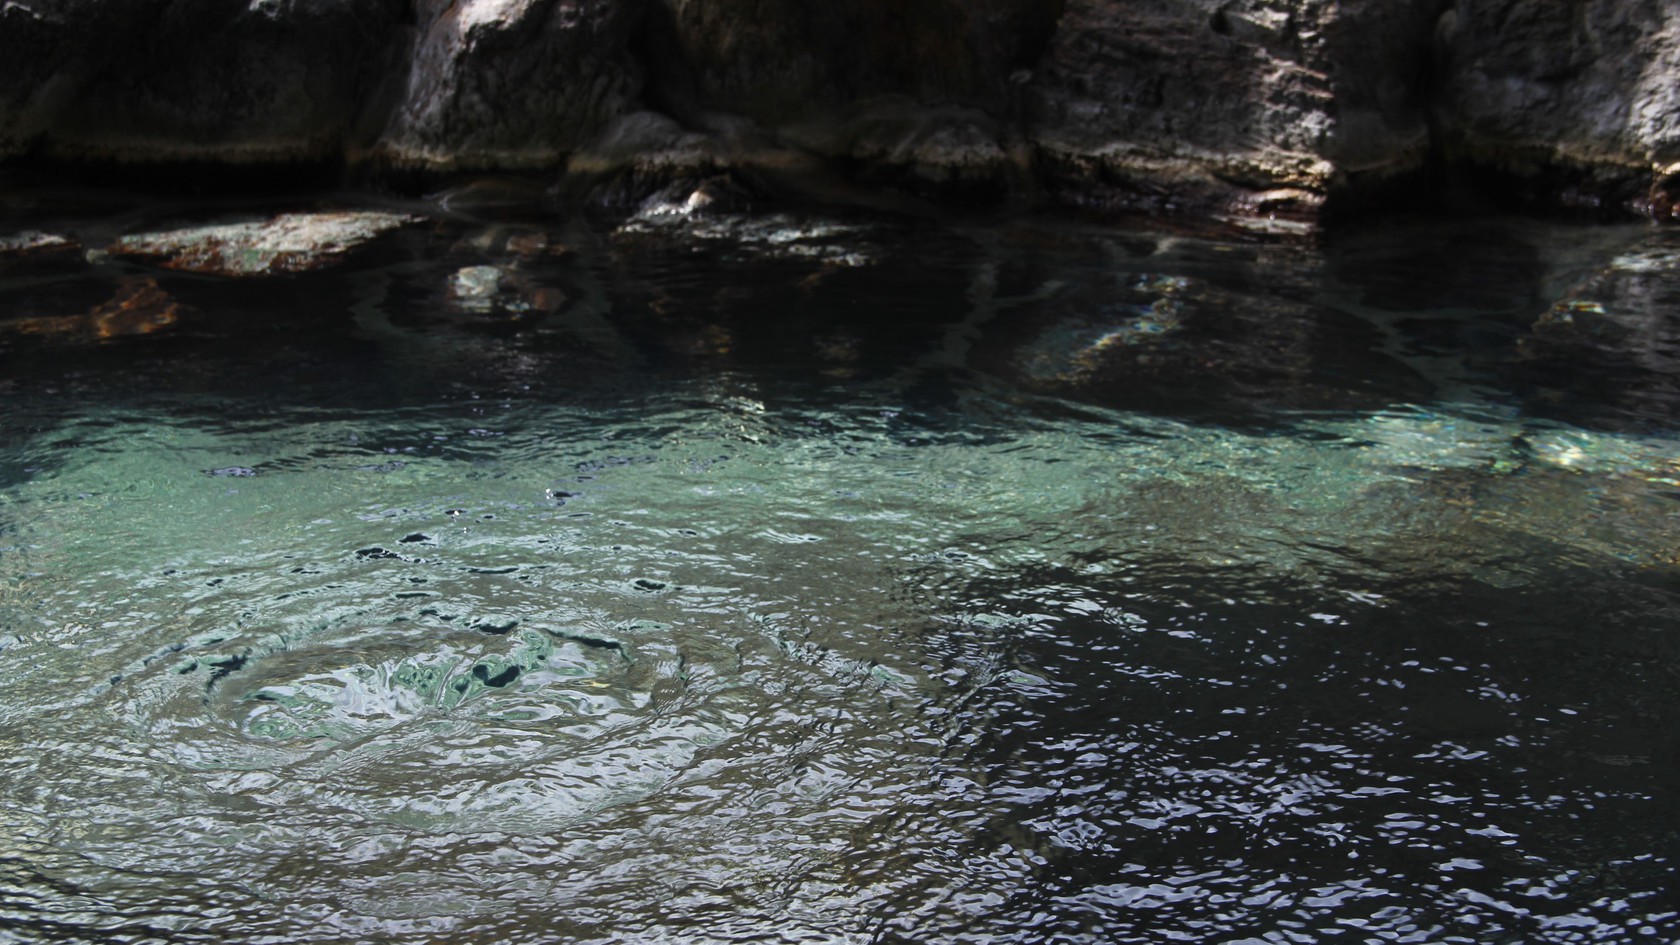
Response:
[[4, 0, 1680, 226], [647, 0, 1060, 126], [0, 231, 80, 266], [565, 111, 730, 190], [107, 211, 419, 277], [623, 0, 1057, 202], [445, 263, 567, 318], [1024, 0, 1437, 220], [782, 98, 1021, 194], [1434, 0, 1680, 216], [372, 0, 644, 170]]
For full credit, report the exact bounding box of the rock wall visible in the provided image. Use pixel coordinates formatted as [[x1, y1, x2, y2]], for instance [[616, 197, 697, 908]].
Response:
[[1435, 0, 1680, 218], [1022, 0, 1438, 222], [2, 0, 1678, 226], [375, 0, 645, 169], [0, 0, 400, 163]]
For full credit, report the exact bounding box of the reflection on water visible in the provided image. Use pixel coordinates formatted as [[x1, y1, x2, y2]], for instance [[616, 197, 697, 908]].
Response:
[[1, 198, 1678, 943]]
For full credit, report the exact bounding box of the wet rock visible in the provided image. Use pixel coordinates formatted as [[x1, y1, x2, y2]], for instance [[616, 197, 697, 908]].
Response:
[[446, 264, 567, 319], [373, 0, 643, 170], [503, 231, 564, 258], [966, 227, 1426, 414], [1513, 231, 1680, 426], [0, 231, 81, 268], [782, 98, 1020, 198], [614, 211, 880, 269], [627, 177, 755, 221], [2, 277, 183, 341], [452, 224, 574, 261], [562, 111, 773, 211], [567, 111, 729, 181], [449, 265, 504, 311], [579, 3, 1057, 206], [1010, 278, 1190, 386], [106, 211, 419, 277]]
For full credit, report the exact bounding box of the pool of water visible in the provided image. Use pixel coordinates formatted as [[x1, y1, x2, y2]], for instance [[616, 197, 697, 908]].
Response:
[[1, 192, 1678, 943]]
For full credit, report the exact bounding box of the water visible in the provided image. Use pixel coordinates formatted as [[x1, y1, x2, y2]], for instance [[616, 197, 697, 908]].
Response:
[[1, 194, 1678, 943]]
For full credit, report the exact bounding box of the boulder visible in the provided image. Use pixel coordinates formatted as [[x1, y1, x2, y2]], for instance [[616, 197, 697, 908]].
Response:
[[106, 211, 419, 277], [372, 0, 646, 170]]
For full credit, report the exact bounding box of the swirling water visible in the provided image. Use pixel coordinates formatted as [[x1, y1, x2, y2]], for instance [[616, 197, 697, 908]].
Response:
[[1, 196, 1679, 943]]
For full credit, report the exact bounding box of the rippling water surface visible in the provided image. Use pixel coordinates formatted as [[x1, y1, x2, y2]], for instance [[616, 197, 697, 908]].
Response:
[[1, 194, 1678, 943]]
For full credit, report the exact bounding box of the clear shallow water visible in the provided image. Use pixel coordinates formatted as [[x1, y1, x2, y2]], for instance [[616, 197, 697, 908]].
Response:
[[1, 196, 1678, 943]]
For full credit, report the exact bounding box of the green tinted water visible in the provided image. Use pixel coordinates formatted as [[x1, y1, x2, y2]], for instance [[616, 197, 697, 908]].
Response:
[[1, 199, 1677, 943]]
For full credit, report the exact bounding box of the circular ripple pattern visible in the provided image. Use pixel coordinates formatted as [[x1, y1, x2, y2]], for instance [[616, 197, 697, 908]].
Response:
[[1, 211, 1679, 944], [0, 401, 1031, 944]]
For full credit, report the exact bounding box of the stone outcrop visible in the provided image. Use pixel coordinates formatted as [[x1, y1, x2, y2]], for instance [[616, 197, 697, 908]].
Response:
[[1024, 0, 1440, 223], [1435, 0, 1680, 218], [374, 0, 646, 170], [1, 0, 1679, 226]]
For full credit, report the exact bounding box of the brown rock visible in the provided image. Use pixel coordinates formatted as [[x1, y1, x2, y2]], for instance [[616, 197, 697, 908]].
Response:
[[4, 277, 182, 341]]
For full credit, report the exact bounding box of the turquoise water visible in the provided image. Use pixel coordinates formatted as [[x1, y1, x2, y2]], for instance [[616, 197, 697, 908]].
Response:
[[1, 197, 1678, 943]]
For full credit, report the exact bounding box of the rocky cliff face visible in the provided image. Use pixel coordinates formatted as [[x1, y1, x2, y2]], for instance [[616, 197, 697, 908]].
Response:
[[1, 0, 1677, 227], [375, 0, 645, 170], [0, 0, 399, 163], [1435, 0, 1680, 218], [1023, 0, 1438, 225]]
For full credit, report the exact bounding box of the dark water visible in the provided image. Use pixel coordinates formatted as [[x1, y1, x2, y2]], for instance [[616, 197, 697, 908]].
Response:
[[1, 192, 1678, 944]]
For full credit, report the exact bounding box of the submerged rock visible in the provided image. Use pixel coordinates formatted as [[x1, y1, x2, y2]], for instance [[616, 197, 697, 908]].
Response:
[[106, 211, 419, 277], [2, 276, 182, 341], [614, 210, 879, 269], [446, 263, 566, 318], [1513, 231, 1680, 425]]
